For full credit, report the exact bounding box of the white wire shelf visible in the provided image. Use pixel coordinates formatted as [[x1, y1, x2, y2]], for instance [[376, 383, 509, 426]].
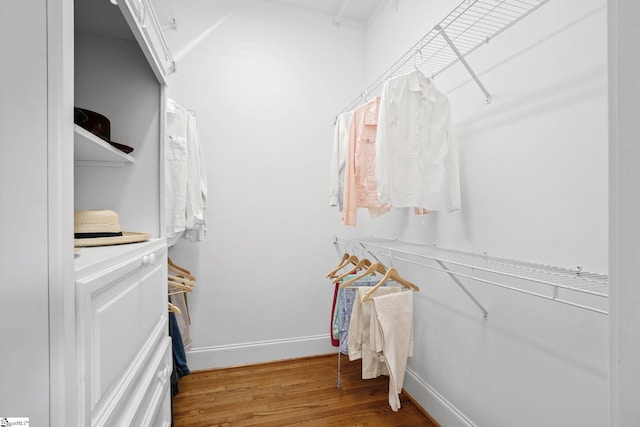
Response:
[[333, 236, 609, 316], [339, 0, 551, 114]]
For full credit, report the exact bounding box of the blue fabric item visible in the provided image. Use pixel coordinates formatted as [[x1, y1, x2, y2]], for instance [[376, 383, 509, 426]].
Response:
[[338, 281, 376, 355], [169, 311, 191, 378]]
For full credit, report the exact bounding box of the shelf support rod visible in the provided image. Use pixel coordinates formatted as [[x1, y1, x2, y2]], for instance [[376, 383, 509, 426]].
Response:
[[435, 260, 489, 320], [436, 24, 492, 104]]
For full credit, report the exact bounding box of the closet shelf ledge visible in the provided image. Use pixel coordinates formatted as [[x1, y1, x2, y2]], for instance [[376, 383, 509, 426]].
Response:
[[74, 124, 136, 165], [333, 236, 608, 316]]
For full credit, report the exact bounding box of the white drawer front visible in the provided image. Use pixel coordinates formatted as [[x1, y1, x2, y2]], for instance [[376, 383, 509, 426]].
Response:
[[130, 337, 173, 427], [94, 261, 165, 399], [75, 241, 168, 426]]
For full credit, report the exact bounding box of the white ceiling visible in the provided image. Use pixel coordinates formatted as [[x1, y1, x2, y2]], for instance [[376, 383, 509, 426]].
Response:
[[262, 0, 387, 27]]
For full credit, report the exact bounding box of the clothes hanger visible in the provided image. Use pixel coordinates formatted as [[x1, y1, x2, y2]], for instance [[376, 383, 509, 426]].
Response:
[[168, 264, 196, 281], [168, 302, 181, 314], [361, 267, 420, 302], [329, 254, 361, 280], [327, 253, 362, 279], [168, 274, 197, 287], [168, 280, 193, 293], [326, 253, 350, 278], [168, 257, 196, 280], [413, 48, 426, 78], [340, 262, 387, 288], [334, 258, 372, 282]]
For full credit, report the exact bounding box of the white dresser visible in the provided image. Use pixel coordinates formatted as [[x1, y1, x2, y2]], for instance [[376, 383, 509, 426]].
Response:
[[75, 239, 171, 427]]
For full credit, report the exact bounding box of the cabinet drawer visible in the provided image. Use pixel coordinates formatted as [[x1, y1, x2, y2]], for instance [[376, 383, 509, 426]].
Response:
[[75, 240, 168, 425], [128, 337, 172, 426]]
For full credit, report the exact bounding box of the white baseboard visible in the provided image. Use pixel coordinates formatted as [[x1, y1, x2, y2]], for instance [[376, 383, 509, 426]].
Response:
[[185, 334, 336, 371], [404, 368, 477, 427]]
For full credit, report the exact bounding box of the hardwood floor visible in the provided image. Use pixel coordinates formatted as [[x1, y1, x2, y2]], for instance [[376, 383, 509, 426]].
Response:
[[172, 353, 439, 426]]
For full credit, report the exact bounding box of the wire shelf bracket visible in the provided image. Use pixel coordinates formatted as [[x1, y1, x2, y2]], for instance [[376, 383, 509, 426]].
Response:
[[435, 24, 491, 104]]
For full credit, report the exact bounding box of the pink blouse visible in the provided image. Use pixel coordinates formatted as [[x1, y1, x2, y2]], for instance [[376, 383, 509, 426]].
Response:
[[343, 96, 390, 226]]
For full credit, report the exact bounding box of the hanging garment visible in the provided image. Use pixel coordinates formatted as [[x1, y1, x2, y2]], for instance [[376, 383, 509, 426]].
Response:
[[184, 112, 208, 242], [165, 98, 208, 246], [329, 281, 340, 347], [348, 286, 401, 379], [371, 291, 414, 412], [343, 96, 390, 226], [375, 70, 461, 212], [338, 277, 377, 355], [166, 99, 189, 244], [330, 111, 353, 212], [168, 310, 190, 378], [170, 293, 192, 351]]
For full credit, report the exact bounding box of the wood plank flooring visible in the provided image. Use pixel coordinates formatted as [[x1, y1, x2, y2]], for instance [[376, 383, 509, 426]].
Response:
[[172, 353, 439, 426]]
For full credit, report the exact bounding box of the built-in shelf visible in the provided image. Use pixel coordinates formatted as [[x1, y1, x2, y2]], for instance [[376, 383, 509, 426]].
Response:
[[74, 124, 136, 166]]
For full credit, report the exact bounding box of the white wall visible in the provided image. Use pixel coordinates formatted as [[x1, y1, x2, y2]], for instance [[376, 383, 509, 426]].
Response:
[[164, 0, 365, 368], [342, 1, 608, 426], [608, 0, 640, 425], [0, 1, 51, 424], [165, 0, 609, 425]]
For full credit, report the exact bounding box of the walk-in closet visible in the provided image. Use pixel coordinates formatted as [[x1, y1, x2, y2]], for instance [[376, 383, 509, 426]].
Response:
[[2, 0, 640, 426]]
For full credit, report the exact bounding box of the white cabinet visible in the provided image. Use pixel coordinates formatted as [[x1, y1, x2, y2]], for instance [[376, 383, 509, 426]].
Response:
[[120, 0, 176, 82], [75, 240, 169, 426], [73, 0, 173, 425]]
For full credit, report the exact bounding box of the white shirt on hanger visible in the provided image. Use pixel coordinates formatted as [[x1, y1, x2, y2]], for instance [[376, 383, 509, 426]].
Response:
[[375, 70, 461, 212], [166, 98, 208, 245], [329, 111, 353, 212]]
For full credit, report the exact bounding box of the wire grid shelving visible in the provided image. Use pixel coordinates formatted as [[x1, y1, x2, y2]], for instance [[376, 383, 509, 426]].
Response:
[[334, 236, 609, 316], [339, 0, 551, 114]]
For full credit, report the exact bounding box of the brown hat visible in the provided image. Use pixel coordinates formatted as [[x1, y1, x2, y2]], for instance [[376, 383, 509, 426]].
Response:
[[74, 210, 150, 247], [74, 107, 134, 154]]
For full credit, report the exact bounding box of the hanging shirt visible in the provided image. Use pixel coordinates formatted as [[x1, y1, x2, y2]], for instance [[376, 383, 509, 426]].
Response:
[[184, 113, 208, 242], [343, 96, 390, 226], [166, 99, 208, 245], [166, 99, 189, 244], [329, 111, 353, 212], [375, 71, 461, 212]]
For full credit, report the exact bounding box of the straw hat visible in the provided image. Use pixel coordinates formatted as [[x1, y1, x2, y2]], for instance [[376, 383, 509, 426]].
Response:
[[74, 210, 151, 247]]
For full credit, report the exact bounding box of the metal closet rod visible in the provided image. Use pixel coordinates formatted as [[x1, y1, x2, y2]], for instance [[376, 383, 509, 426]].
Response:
[[337, 0, 552, 116], [334, 236, 608, 316]]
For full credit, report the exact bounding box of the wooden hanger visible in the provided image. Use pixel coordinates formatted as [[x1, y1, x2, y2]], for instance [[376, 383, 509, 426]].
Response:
[[168, 274, 197, 287], [326, 253, 350, 278], [340, 262, 387, 288], [168, 280, 193, 293], [168, 302, 181, 314], [328, 254, 361, 280], [334, 258, 372, 282], [168, 257, 196, 280], [361, 267, 420, 302]]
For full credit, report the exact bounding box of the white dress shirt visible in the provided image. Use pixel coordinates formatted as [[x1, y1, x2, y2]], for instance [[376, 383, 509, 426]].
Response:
[[166, 98, 208, 245], [375, 71, 461, 212], [329, 111, 353, 212]]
